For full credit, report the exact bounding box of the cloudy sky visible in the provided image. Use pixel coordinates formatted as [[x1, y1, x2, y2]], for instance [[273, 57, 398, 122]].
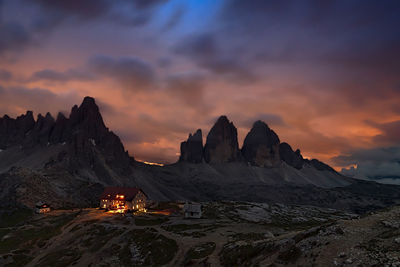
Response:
[[1, 0, 399, 178]]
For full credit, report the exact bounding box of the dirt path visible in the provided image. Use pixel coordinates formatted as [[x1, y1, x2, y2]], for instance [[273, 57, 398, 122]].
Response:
[[26, 209, 111, 266]]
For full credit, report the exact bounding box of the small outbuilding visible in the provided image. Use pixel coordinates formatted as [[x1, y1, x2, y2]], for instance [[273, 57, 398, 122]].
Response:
[[35, 202, 51, 214], [183, 202, 202, 218], [100, 187, 147, 212]]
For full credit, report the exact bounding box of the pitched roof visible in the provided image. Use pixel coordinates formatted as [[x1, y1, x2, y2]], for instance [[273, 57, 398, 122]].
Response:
[[100, 187, 145, 201]]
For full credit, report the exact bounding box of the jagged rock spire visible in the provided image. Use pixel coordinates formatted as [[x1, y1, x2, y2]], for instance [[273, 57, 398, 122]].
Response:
[[180, 129, 203, 163], [0, 111, 35, 148], [279, 142, 304, 169], [242, 120, 280, 167], [204, 116, 241, 163]]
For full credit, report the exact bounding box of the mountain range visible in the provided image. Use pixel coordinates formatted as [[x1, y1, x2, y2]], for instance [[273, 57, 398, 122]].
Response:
[[1, 96, 400, 213]]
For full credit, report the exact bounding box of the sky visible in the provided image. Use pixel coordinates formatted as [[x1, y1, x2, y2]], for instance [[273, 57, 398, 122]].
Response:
[[0, 0, 400, 182]]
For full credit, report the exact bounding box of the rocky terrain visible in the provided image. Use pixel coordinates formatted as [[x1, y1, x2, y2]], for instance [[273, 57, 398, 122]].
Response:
[[1, 96, 400, 214], [1, 202, 400, 266]]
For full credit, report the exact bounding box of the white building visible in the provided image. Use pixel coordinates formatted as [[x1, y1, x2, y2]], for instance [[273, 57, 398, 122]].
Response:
[[183, 202, 202, 218], [100, 187, 147, 212]]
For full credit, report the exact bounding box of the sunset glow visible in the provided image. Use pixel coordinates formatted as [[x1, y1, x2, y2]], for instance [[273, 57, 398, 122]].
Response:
[[0, 0, 399, 173]]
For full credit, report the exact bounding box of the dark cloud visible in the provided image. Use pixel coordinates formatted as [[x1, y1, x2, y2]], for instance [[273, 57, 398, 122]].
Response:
[[0, 69, 12, 81], [173, 33, 256, 83], [334, 146, 400, 184], [0, 85, 80, 117], [157, 57, 172, 68], [217, 0, 400, 105], [0, 0, 3, 21], [1, 0, 169, 57], [393, 102, 400, 115], [238, 113, 286, 129], [165, 72, 209, 111], [221, 0, 400, 34], [366, 120, 400, 145], [0, 22, 31, 56], [88, 55, 156, 92], [33, 0, 111, 20], [161, 4, 185, 31], [132, 0, 168, 9], [28, 0, 169, 31], [30, 69, 95, 83], [333, 146, 400, 166]]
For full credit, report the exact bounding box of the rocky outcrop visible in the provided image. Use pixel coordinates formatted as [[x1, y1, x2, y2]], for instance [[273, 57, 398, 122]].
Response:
[[204, 116, 241, 163], [0, 96, 132, 179], [29, 112, 55, 145], [0, 111, 35, 148], [242, 121, 280, 167], [180, 129, 203, 163], [64, 97, 132, 175], [69, 97, 108, 141], [279, 142, 304, 169], [50, 112, 70, 143], [178, 117, 336, 173]]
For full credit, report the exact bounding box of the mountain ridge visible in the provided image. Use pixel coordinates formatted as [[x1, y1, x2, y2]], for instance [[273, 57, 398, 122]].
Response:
[[1, 96, 400, 213], [179, 116, 335, 173]]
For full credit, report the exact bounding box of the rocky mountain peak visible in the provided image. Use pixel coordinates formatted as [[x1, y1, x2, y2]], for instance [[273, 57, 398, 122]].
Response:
[[180, 129, 203, 163], [30, 112, 55, 145], [50, 112, 69, 143], [69, 96, 107, 141], [16, 111, 35, 133], [44, 112, 54, 121], [189, 129, 202, 142], [36, 112, 55, 124], [242, 120, 281, 167], [56, 112, 67, 122], [0, 111, 35, 148], [204, 115, 241, 163], [81, 96, 97, 107]]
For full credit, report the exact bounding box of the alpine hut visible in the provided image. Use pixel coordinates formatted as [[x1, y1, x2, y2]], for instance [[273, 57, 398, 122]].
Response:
[[35, 201, 51, 214], [100, 187, 147, 212], [183, 202, 202, 218]]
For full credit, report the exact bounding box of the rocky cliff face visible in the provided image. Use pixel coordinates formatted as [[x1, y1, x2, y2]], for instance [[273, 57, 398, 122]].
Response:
[[2, 96, 399, 213], [242, 121, 280, 167], [0, 97, 132, 179], [64, 97, 132, 175], [179, 129, 203, 163], [0, 111, 35, 148], [179, 116, 334, 173], [204, 116, 241, 163], [31, 112, 55, 146], [279, 142, 304, 169]]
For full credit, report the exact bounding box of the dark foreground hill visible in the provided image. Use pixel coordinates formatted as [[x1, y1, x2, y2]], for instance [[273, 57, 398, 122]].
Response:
[[1, 203, 400, 266], [1, 96, 400, 213]]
